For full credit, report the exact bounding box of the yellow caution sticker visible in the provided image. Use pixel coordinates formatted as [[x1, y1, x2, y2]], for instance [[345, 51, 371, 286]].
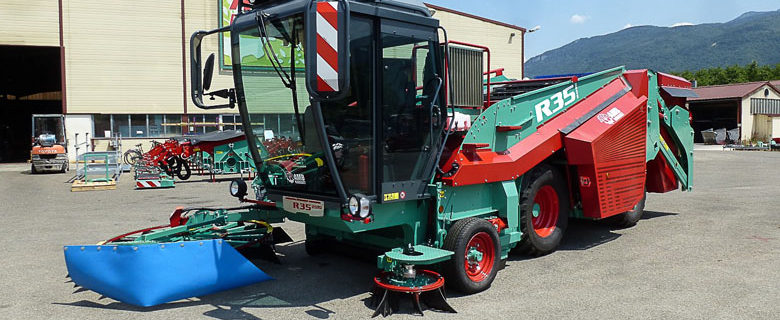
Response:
[[383, 192, 400, 201]]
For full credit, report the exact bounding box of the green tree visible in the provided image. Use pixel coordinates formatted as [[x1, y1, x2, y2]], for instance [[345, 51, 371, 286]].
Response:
[[672, 62, 780, 86]]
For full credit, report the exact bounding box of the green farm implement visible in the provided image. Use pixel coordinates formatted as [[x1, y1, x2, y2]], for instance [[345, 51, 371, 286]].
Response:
[[64, 0, 696, 315]]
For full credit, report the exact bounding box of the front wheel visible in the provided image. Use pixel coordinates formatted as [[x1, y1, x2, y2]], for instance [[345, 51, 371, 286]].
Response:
[[304, 237, 328, 256], [442, 218, 501, 294], [514, 164, 570, 256]]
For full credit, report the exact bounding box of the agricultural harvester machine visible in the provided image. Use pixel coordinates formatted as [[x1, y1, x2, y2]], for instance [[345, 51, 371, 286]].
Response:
[[64, 0, 695, 315]]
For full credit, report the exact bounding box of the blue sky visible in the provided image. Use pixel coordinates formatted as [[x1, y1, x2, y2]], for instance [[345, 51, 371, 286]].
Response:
[[425, 0, 780, 61]]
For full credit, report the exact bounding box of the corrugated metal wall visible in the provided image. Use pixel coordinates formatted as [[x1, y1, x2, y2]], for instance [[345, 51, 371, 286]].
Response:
[[62, 0, 183, 114], [0, 1, 60, 46], [1, 2, 523, 116], [750, 98, 780, 115], [432, 9, 523, 79]]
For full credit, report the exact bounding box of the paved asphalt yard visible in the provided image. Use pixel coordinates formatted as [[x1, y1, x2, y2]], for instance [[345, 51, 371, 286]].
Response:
[[0, 149, 778, 319]]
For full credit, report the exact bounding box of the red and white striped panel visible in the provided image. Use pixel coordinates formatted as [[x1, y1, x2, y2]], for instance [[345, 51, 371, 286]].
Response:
[[316, 1, 339, 92], [136, 180, 162, 189]]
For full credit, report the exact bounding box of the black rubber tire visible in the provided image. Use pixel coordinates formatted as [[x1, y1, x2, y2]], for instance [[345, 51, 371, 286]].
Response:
[[514, 164, 570, 256], [442, 218, 501, 294], [304, 237, 328, 256], [159, 161, 175, 177], [175, 157, 191, 180], [607, 192, 646, 228], [60, 162, 67, 173], [166, 156, 181, 171], [30, 164, 37, 174]]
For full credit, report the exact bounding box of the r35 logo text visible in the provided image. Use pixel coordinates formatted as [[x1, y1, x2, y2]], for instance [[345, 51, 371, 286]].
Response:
[[534, 85, 579, 122]]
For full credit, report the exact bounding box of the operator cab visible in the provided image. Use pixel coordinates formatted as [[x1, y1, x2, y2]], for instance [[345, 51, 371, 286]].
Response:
[[32, 114, 66, 148], [192, 0, 445, 211]]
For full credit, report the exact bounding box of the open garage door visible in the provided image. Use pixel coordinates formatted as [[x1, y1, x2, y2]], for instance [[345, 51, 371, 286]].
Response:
[[688, 100, 739, 143], [0, 45, 62, 162]]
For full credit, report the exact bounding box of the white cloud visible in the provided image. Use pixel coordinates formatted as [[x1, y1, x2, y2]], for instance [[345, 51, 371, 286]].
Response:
[[570, 14, 589, 24], [671, 22, 694, 27], [623, 23, 634, 29]]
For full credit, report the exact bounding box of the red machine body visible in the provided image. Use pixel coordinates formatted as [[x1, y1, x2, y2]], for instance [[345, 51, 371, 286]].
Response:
[[564, 92, 648, 219]]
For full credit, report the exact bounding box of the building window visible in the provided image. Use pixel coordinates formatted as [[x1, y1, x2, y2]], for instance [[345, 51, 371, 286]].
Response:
[[221, 114, 242, 131], [93, 114, 111, 138], [164, 114, 182, 136], [204, 114, 219, 133], [149, 115, 164, 137], [91, 113, 296, 138], [130, 114, 146, 137], [112, 115, 130, 138], [187, 115, 201, 134], [279, 113, 296, 139]]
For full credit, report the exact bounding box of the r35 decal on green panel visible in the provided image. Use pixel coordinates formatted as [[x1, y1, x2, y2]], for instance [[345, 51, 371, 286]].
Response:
[[535, 85, 579, 122]]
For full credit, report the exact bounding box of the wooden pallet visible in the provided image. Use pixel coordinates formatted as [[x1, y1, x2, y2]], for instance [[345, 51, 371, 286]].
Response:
[[71, 179, 117, 192]]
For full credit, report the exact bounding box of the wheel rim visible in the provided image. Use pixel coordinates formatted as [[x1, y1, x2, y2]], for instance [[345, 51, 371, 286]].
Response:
[[532, 185, 559, 238], [464, 231, 495, 282]]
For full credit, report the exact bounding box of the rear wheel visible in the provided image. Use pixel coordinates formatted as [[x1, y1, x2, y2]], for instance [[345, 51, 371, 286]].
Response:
[[442, 218, 500, 294], [514, 165, 570, 256], [607, 191, 646, 228]]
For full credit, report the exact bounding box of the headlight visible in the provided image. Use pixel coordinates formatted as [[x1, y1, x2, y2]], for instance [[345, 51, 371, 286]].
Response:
[[348, 196, 360, 216], [229, 179, 248, 199], [358, 197, 371, 218], [348, 194, 371, 218]]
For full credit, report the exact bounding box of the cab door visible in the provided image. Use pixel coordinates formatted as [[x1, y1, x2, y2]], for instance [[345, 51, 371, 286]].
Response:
[[376, 20, 442, 203]]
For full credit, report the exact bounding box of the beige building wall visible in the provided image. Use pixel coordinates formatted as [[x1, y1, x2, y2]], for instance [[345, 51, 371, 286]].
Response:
[[28, 2, 524, 118], [62, 0, 184, 114], [740, 84, 780, 141], [0, 1, 60, 46], [184, 0, 234, 115], [431, 7, 524, 79]]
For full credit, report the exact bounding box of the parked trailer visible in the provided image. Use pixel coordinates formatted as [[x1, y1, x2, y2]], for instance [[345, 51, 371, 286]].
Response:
[[64, 0, 694, 316]]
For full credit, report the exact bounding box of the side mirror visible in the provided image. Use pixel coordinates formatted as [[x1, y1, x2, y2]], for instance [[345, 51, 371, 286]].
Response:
[[203, 53, 215, 91], [304, 0, 350, 101], [190, 27, 234, 110]]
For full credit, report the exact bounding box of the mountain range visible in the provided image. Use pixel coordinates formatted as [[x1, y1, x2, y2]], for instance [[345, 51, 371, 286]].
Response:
[[524, 9, 780, 77]]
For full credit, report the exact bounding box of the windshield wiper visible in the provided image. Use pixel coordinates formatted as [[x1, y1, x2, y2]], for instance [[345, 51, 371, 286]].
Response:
[[255, 12, 305, 141]]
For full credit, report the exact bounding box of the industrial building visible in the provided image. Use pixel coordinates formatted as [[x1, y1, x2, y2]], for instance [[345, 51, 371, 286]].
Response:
[[689, 81, 780, 143], [0, 1, 526, 162]]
